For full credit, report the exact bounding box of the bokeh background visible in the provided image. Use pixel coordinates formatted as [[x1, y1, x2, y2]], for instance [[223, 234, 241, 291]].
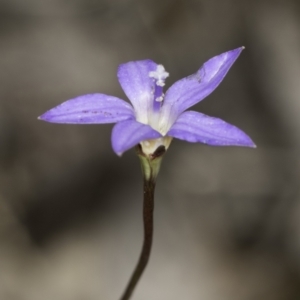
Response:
[[1, 0, 300, 299]]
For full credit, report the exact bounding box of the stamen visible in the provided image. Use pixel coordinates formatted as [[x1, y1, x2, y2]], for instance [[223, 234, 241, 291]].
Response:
[[155, 94, 164, 102], [149, 64, 169, 87]]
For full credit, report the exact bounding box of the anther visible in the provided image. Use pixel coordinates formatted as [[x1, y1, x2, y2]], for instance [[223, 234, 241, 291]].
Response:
[[149, 64, 169, 87]]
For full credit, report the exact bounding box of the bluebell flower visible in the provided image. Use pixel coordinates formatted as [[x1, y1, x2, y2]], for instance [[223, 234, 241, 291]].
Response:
[[39, 47, 255, 156]]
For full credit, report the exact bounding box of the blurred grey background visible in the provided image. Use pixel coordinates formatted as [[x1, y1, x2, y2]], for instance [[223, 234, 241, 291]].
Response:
[[1, 0, 300, 299]]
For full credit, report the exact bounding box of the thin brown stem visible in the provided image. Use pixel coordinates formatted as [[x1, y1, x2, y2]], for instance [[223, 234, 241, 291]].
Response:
[[119, 178, 155, 300]]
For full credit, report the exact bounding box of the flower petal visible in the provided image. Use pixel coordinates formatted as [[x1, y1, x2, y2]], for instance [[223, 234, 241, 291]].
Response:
[[117, 60, 158, 124], [112, 119, 162, 156], [39, 93, 134, 124], [167, 111, 255, 147], [160, 48, 244, 131]]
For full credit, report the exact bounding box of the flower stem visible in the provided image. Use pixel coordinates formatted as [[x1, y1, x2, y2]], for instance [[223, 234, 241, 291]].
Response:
[[119, 177, 155, 300], [119, 145, 165, 300]]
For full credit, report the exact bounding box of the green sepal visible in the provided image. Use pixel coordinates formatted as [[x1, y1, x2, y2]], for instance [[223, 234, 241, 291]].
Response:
[[136, 145, 166, 182]]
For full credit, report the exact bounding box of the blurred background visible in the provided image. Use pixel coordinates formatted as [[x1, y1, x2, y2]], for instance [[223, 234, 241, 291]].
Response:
[[1, 0, 300, 299]]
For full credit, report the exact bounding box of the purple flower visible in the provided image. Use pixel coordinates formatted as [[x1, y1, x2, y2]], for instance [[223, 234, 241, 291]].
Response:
[[39, 47, 255, 156]]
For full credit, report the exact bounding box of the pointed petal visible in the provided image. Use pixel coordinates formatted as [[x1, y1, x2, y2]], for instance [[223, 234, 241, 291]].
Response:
[[112, 120, 161, 156], [167, 111, 255, 147], [117, 60, 158, 123], [161, 48, 244, 128], [39, 94, 134, 124]]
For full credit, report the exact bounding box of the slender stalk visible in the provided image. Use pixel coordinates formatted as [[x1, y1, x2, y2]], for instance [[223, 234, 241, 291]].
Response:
[[119, 178, 155, 300], [119, 145, 165, 300]]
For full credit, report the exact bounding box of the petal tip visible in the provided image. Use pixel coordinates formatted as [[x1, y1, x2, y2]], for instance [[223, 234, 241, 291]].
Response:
[[111, 137, 124, 157], [38, 114, 48, 122], [245, 143, 256, 148], [113, 145, 124, 157], [231, 46, 245, 57], [38, 112, 55, 123], [241, 137, 256, 148]]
